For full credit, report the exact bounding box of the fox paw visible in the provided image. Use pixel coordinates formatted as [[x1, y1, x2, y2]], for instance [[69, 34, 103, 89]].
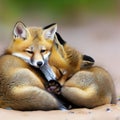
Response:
[[46, 80, 62, 95]]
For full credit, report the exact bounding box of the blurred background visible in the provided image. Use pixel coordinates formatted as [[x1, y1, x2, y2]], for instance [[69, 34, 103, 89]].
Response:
[[0, 0, 120, 97], [0, 0, 119, 24]]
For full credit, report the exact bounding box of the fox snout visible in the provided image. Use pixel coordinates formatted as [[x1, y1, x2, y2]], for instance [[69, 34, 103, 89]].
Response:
[[37, 61, 44, 67], [30, 59, 44, 68]]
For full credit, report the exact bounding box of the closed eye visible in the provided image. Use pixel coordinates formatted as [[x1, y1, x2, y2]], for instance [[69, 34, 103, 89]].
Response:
[[40, 49, 46, 53], [25, 50, 33, 54]]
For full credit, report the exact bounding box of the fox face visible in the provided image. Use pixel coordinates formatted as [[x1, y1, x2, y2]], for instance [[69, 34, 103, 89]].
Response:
[[14, 42, 51, 68], [6, 21, 57, 68]]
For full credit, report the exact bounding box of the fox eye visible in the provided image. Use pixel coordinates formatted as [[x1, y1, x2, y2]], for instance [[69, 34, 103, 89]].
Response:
[[40, 49, 46, 53], [25, 50, 33, 54]]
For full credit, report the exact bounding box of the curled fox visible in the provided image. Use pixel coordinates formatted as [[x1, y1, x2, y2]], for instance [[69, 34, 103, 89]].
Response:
[[0, 21, 116, 110], [0, 22, 65, 110], [46, 32, 116, 108], [49, 33, 95, 85]]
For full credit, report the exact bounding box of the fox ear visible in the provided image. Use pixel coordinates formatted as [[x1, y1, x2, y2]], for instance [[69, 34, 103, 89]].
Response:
[[82, 55, 95, 68], [55, 32, 66, 45], [13, 21, 27, 40], [43, 23, 57, 40], [54, 34, 60, 48], [53, 35, 65, 58]]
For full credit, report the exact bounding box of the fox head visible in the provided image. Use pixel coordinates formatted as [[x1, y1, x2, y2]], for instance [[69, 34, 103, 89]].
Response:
[[6, 21, 57, 68]]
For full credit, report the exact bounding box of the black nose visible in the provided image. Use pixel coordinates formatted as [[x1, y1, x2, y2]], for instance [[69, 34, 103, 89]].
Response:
[[37, 61, 43, 67]]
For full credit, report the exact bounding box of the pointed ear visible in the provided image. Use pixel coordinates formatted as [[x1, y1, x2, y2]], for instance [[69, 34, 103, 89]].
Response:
[[53, 34, 60, 48], [53, 35, 65, 58], [13, 21, 27, 40], [43, 23, 57, 40], [56, 32, 66, 45], [82, 55, 95, 68], [53, 33, 66, 48]]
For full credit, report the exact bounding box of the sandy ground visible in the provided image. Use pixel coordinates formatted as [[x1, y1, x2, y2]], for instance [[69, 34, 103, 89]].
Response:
[[0, 102, 120, 120], [0, 20, 120, 120]]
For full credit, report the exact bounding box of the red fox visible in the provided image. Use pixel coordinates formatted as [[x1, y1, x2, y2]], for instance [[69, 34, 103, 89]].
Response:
[[7, 21, 61, 81], [47, 33, 116, 108], [0, 21, 66, 110], [49, 33, 95, 85]]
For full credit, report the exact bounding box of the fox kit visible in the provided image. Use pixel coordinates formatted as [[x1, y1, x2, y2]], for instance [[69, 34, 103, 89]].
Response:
[[0, 21, 65, 110], [48, 33, 116, 108], [7, 22, 61, 81], [49, 33, 95, 85]]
